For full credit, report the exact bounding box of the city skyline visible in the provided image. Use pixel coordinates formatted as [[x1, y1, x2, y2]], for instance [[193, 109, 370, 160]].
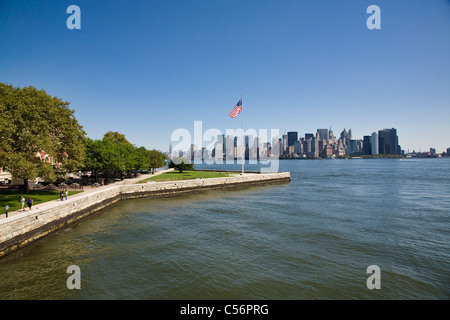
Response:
[[0, 1, 449, 153], [171, 126, 418, 160]]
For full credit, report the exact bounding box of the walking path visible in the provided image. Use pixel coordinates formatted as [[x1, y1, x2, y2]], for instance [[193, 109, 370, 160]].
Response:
[[0, 169, 174, 221]]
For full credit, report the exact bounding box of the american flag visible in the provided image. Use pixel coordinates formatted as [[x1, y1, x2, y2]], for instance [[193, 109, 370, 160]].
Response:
[[229, 99, 242, 118]]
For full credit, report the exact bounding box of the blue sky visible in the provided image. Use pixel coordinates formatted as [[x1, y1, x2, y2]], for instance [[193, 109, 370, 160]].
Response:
[[1, 0, 449, 153]]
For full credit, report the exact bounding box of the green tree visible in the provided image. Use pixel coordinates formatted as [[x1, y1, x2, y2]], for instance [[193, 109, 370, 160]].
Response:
[[168, 157, 193, 173], [148, 150, 167, 174], [103, 131, 129, 144], [0, 83, 86, 192], [84, 133, 152, 182]]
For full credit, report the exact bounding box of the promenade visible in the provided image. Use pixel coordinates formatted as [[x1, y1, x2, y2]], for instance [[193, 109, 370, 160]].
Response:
[[0, 169, 174, 221]]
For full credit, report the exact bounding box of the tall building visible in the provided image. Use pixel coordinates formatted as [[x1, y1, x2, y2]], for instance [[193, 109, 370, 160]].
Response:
[[317, 129, 328, 142], [371, 132, 379, 155], [226, 135, 234, 159], [294, 140, 302, 155], [346, 140, 359, 155], [340, 128, 349, 141], [287, 132, 298, 148], [378, 128, 400, 155], [328, 127, 336, 144], [363, 136, 372, 155], [282, 134, 288, 156]]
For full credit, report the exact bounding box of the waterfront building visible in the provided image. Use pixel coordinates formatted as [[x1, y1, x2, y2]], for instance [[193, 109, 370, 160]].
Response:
[[305, 137, 319, 158], [363, 136, 372, 155], [371, 132, 379, 155], [278, 138, 283, 156], [378, 128, 400, 155], [447, 147, 450, 155], [346, 139, 359, 156], [287, 131, 298, 147], [226, 135, 234, 159], [348, 128, 353, 140], [318, 139, 327, 158], [282, 134, 288, 156], [294, 140, 302, 155], [326, 145, 333, 158]]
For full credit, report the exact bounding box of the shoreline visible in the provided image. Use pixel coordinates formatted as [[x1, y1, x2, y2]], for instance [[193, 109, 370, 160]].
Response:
[[0, 171, 290, 260]]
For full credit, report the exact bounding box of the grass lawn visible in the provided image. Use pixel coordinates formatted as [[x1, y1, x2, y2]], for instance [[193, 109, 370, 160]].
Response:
[[0, 190, 83, 213], [137, 171, 237, 183]]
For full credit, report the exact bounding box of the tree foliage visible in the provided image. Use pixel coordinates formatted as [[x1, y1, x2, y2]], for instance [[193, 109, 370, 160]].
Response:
[[148, 150, 167, 174], [0, 82, 86, 191], [83, 133, 167, 181], [168, 157, 194, 173]]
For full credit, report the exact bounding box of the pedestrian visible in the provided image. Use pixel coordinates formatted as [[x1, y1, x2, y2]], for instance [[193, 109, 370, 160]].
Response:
[[65, 189, 68, 200], [27, 197, 33, 210], [5, 205, 9, 218], [60, 190, 64, 201], [20, 195, 25, 211]]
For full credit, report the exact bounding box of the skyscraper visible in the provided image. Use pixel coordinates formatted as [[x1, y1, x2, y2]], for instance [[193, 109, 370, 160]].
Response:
[[371, 132, 378, 155], [317, 129, 328, 142], [287, 132, 298, 148], [363, 136, 372, 155], [378, 128, 400, 155]]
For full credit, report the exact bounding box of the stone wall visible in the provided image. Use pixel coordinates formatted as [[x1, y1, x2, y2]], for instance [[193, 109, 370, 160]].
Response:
[[0, 172, 290, 259]]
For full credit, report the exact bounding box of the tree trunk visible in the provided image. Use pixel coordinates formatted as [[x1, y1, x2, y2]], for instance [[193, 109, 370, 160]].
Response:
[[22, 178, 30, 193]]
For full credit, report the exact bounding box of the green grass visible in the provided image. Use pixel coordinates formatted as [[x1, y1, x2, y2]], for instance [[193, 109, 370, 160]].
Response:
[[137, 171, 237, 183], [0, 190, 83, 213]]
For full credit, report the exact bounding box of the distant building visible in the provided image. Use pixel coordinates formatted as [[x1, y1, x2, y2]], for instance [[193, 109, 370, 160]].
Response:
[[430, 148, 436, 156], [317, 129, 328, 142], [346, 139, 360, 156], [378, 128, 401, 155], [294, 140, 302, 155], [363, 136, 372, 155], [282, 134, 288, 156], [447, 147, 450, 155], [287, 132, 298, 149], [371, 132, 379, 155]]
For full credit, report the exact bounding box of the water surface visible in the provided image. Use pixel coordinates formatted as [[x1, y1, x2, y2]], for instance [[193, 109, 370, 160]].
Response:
[[0, 159, 449, 299]]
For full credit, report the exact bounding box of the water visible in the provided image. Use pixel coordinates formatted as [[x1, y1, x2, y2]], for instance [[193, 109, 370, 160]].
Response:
[[0, 159, 449, 299]]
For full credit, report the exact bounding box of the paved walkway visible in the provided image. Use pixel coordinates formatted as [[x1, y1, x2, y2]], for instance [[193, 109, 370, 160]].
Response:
[[0, 169, 174, 221]]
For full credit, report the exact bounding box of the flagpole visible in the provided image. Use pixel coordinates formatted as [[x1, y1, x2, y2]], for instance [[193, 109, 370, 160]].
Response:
[[241, 94, 244, 175]]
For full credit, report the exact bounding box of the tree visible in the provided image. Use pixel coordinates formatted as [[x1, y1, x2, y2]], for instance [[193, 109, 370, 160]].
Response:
[[103, 131, 129, 144], [0, 83, 86, 192], [168, 157, 193, 173], [83, 133, 154, 181], [148, 150, 166, 174]]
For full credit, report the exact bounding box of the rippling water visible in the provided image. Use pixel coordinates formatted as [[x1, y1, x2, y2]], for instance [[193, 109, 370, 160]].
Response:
[[0, 159, 449, 299]]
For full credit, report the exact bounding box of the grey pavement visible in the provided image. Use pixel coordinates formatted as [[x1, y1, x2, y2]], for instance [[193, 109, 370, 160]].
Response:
[[0, 168, 174, 221]]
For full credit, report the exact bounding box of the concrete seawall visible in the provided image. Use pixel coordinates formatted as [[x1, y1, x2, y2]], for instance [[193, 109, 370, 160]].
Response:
[[0, 172, 290, 259]]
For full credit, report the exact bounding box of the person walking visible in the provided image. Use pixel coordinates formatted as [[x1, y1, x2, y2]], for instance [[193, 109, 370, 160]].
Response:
[[60, 190, 64, 201], [4, 205, 9, 218], [65, 189, 68, 200], [20, 195, 25, 211], [27, 197, 33, 210]]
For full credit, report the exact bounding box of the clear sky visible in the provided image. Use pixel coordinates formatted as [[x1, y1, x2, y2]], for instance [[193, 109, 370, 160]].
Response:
[[1, 0, 449, 153]]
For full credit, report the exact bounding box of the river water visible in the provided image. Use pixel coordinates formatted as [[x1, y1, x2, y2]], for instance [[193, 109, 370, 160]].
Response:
[[0, 159, 449, 299]]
